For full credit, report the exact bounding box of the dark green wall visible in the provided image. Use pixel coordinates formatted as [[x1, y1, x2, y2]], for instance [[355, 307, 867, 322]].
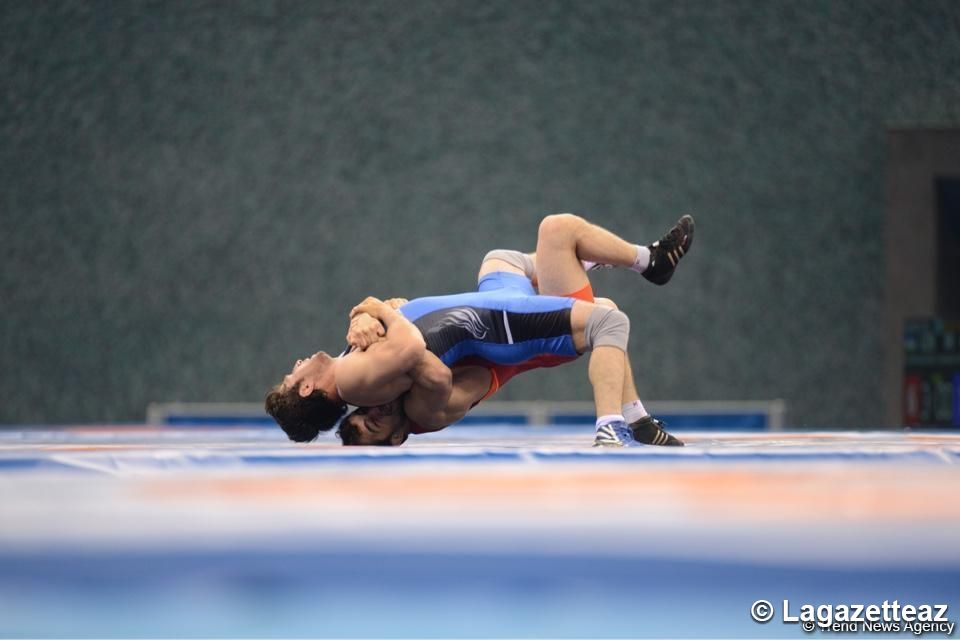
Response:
[[3, 1, 959, 425]]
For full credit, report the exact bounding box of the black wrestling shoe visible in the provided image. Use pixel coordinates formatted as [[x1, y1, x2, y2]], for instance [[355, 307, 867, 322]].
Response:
[[630, 416, 684, 446], [642, 215, 695, 286]]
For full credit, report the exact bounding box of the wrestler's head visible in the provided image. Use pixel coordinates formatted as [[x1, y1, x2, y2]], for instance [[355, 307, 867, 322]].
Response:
[[265, 351, 345, 442], [337, 399, 410, 446]]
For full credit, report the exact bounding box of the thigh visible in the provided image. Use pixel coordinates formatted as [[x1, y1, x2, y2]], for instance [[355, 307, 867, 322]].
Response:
[[535, 232, 591, 298]]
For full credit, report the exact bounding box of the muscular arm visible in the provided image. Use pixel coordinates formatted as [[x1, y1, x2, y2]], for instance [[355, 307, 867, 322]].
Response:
[[342, 297, 490, 429], [403, 350, 453, 418], [404, 364, 492, 430], [335, 298, 426, 406]]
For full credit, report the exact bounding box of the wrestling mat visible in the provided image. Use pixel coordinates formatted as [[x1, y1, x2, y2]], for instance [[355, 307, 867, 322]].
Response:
[[1, 426, 958, 638]]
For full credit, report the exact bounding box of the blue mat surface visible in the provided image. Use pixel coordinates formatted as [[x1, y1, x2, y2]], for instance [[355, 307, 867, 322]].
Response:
[[1, 426, 958, 638]]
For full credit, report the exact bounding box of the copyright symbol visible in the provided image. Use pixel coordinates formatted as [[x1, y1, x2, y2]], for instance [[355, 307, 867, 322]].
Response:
[[751, 600, 774, 623], [802, 621, 816, 632]]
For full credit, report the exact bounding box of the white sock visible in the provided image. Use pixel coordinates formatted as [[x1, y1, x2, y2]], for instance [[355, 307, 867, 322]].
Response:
[[629, 244, 651, 274], [622, 400, 649, 424], [595, 414, 625, 429], [583, 246, 649, 273], [581, 259, 613, 271]]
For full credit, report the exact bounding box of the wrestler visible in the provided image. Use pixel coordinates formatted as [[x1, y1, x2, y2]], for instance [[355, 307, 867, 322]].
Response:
[[339, 251, 683, 447], [266, 213, 694, 447]]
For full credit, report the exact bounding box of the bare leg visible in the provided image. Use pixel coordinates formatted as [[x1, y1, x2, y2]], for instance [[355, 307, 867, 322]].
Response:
[[593, 297, 641, 406], [589, 346, 627, 416], [621, 352, 640, 403], [477, 246, 682, 446], [591, 301, 682, 446], [488, 212, 695, 295], [570, 301, 630, 423], [535, 214, 640, 296]]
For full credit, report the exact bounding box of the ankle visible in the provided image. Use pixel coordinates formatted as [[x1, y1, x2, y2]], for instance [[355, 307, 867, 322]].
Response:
[[628, 245, 651, 274], [595, 414, 625, 429], [622, 400, 648, 423]]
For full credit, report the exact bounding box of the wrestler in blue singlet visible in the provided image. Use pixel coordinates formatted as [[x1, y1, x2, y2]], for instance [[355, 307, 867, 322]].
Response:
[[397, 272, 579, 373]]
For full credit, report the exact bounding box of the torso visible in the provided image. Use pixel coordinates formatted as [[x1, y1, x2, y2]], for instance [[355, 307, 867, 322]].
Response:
[[399, 289, 579, 369]]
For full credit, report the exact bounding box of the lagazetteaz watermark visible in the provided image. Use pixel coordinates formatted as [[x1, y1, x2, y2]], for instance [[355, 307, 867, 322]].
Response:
[[750, 599, 955, 635]]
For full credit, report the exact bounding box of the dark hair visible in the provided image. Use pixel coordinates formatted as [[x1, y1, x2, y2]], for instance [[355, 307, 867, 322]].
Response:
[[337, 410, 409, 447], [265, 384, 346, 442]]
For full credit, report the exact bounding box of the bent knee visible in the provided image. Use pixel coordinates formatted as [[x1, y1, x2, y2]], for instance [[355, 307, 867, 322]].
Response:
[[583, 306, 630, 352], [538, 213, 584, 239]]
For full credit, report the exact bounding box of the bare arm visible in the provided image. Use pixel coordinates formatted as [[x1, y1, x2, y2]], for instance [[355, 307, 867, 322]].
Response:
[[404, 365, 492, 429], [401, 351, 453, 426], [335, 298, 426, 406]]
